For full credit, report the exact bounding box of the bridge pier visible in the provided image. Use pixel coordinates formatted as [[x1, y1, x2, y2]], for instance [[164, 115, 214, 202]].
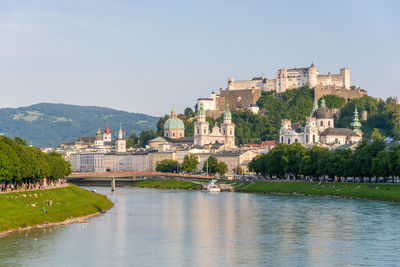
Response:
[[111, 178, 115, 192]]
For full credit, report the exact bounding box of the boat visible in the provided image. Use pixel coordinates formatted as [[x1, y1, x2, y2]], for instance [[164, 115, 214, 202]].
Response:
[[207, 183, 221, 192]]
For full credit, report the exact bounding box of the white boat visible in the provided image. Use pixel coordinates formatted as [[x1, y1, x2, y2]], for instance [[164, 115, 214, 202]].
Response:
[[207, 184, 221, 192]]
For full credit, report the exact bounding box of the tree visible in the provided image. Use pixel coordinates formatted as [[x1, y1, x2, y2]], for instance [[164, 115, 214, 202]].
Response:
[[320, 95, 346, 110], [371, 128, 384, 141], [203, 156, 219, 174], [184, 107, 195, 118], [126, 132, 138, 148], [217, 162, 228, 176], [181, 154, 199, 172], [138, 130, 157, 148], [156, 159, 180, 173]]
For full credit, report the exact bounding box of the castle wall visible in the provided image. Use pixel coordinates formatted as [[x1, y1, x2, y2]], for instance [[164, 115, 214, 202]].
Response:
[[315, 87, 367, 101]]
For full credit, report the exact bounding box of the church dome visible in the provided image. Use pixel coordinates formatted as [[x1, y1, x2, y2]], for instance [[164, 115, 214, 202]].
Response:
[[315, 99, 333, 119], [164, 117, 184, 130], [223, 104, 232, 119]]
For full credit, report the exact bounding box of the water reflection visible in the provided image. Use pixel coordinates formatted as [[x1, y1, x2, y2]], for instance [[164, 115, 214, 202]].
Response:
[[0, 187, 400, 266]]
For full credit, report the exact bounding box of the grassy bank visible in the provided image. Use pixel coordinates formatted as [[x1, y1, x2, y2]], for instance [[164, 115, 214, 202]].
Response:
[[133, 179, 202, 190], [235, 181, 400, 202], [0, 184, 113, 233]]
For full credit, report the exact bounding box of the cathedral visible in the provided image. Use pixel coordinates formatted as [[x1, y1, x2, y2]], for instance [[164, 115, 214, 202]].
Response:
[[194, 104, 236, 149], [279, 94, 362, 147], [149, 105, 236, 149]]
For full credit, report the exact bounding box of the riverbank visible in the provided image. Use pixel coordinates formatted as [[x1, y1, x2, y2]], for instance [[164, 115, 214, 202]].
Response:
[[0, 184, 113, 236], [235, 181, 400, 201], [133, 179, 202, 190]]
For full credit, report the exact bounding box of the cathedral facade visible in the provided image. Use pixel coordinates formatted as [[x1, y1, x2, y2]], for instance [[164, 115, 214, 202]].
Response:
[[279, 96, 362, 147]]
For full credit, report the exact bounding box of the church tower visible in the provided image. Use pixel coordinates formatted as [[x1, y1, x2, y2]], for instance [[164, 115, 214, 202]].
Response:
[[220, 104, 236, 148], [194, 103, 210, 146], [103, 123, 112, 142], [94, 128, 104, 147], [351, 108, 362, 137], [115, 123, 126, 152]]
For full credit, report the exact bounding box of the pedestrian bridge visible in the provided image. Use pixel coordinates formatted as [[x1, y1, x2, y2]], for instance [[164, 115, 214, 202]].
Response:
[[67, 171, 214, 186]]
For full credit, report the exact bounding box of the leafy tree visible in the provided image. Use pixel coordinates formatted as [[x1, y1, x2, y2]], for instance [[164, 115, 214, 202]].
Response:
[[371, 128, 384, 141], [181, 154, 199, 172], [138, 130, 157, 148], [320, 95, 346, 110], [203, 156, 219, 174], [126, 132, 138, 148], [156, 159, 180, 173], [184, 107, 195, 118], [217, 161, 228, 176]]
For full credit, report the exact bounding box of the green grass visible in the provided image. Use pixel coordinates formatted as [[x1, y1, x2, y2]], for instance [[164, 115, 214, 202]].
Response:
[[0, 184, 113, 233], [133, 179, 202, 190], [235, 181, 400, 202], [215, 179, 236, 184]]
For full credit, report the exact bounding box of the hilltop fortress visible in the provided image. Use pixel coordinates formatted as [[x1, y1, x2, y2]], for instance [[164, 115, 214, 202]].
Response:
[[198, 64, 367, 119]]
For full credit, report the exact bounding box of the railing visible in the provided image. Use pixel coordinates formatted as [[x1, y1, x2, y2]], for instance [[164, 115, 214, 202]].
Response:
[[68, 171, 214, 179]]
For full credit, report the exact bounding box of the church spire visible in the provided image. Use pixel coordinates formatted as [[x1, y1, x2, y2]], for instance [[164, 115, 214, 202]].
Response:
[[351, 107, 362, 134]]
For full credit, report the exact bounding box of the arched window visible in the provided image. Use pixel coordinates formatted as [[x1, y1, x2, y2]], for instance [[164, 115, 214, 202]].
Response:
[[288, 138, 291, 144], [197, 129, 199, 134], [180, 133, 182, 137], [166, 133, 169, 137], [281, 136, 284, 143], [306, 135, 309, 143], [328, 121, 331, 127], [320, 121, 323, 126], [204, 129, 206, 134], [230, 130, 232, 135], [295, 138, 298, 143], [173, 132, 175, 137], [312, 135, 315, 143]]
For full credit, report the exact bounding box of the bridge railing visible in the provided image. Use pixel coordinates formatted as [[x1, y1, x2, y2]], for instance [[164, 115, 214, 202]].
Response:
[[68, 171, 215, 179]]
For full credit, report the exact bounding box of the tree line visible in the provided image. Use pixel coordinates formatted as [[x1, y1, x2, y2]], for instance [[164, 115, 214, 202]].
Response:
[[0, 136, 71, 182], [155, 155, 228, 176], [248, 140, 400, 181]]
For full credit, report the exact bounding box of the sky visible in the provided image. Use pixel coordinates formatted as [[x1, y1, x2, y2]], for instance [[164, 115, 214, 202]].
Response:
[[0, 0, 399, 116]]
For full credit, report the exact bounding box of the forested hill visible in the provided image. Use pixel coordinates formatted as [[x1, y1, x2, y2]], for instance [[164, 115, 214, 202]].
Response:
[[0, 103, 158, 147], [150, 87, 400, 146]]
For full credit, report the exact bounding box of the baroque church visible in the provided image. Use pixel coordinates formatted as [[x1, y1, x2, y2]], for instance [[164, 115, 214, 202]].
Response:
[[149, 105, 236, 149], [279, 93, 362, 147]]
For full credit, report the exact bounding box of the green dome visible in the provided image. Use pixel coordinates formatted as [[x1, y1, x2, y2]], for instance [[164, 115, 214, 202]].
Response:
[[164, 117, 185, 130], [223, 104, 232, 119]]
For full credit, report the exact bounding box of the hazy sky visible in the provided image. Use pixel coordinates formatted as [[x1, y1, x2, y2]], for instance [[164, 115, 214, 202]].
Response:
[[0, 0, 399, 116]]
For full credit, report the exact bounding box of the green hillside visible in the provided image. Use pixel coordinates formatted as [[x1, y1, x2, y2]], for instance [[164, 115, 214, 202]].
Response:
[[0, 103, 158, 147]]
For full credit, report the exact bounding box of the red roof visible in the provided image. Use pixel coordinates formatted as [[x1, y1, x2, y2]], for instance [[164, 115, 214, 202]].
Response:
[[104, 124, 111, 134], [261, 140, 276, 147]]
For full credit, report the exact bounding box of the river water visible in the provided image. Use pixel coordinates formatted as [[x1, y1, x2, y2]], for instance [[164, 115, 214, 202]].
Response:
[[1, 187, 400, 266]]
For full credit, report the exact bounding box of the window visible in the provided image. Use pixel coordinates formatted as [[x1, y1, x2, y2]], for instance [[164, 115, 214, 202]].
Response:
[[197, 129, 199, 134], [295, 138, 298, 143], [288, 138, 291, 144], [230, 130, 232, 135], [204, 129, 206, 134], [166, 133, 169, 137], [313, 135, 315, 143], [320, 121, 323, 126], [173, 132, 175, 137], [328, 121, 331, 127], [281, 136, 283, 143]]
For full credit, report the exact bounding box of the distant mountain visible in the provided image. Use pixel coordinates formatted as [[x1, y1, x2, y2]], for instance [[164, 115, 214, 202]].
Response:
[[0, 103, 158, 147]]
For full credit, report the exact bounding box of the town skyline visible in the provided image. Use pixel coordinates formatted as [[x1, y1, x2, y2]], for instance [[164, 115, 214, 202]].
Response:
[[1, 0, 399, 116]]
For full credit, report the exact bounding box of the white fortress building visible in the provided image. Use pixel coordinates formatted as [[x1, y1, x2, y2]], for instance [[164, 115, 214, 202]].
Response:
[[227, 63, 350, 93], [197, 64, 361, 119]]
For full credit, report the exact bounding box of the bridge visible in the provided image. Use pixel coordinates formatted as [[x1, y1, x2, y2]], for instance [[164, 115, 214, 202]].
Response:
[[67, 171, 215, 187]]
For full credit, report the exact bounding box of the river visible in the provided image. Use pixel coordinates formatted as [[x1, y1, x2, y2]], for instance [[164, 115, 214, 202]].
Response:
[[1, 187, 400, 266]]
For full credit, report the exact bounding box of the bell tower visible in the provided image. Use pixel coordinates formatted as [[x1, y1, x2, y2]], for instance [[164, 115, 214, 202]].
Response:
[[194, 103, 209, 146], [221, 104, 235, 148]]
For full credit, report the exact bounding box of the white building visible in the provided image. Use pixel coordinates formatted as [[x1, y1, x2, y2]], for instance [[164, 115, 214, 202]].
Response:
[[279, 94, 362, 147]]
